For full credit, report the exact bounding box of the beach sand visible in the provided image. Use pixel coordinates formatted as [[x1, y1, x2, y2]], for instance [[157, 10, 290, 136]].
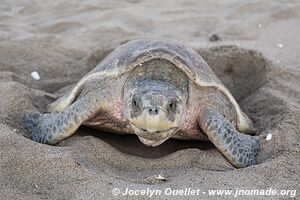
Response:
[[0, 0, 299, 199]]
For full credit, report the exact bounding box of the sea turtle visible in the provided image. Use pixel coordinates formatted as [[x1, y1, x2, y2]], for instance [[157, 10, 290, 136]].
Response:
[[23, 39, 260, 168]]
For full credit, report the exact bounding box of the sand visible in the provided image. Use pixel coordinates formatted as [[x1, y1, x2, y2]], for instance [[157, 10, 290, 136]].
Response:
[[0, 0, 299, 199]]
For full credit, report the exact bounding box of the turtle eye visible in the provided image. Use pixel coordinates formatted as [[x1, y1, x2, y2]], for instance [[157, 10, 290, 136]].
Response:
[[132, 96, 139, 110], [132, 99, 137, 107], [168, 99, 177, 112], [132, 99, 137, 106]]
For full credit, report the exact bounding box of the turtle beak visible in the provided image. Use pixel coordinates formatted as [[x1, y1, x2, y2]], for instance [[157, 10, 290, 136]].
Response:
[[132, 125, 178, 147], [130, 107, 179, 146], [131, 108, 174, 133], [138, 135, 171, 147]]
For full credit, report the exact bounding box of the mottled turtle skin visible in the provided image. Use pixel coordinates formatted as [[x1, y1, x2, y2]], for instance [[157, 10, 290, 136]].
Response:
[[24, 39, 260, 168]]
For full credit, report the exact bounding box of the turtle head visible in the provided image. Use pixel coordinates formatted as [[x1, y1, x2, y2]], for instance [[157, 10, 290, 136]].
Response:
[[124, 79, 186, 147]]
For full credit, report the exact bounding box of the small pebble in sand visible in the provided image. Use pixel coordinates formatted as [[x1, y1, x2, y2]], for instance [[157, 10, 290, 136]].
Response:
[[209, 34, 221, 42], [257, 24, 262, 28], [30, 71, 40, 80], [266, 133, 272, 141], [155, 174, 167, 181], [277, 44, 283, 48]]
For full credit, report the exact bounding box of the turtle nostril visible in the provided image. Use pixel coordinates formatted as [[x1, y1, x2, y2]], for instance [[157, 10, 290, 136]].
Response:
[[148, 107, 159, 115]]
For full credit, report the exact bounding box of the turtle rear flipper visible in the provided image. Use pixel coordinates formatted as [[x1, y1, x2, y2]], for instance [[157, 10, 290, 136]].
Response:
[[198, 108, 260, 168]]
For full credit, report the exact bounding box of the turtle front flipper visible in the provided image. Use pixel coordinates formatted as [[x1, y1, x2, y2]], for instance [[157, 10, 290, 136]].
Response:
[[197, 108, 260, 168], [23, 95, 100, 145]]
